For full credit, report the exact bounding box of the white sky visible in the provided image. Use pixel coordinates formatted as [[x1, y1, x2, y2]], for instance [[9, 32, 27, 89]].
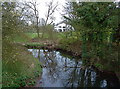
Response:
[[23, 0, 66, 24], [21, 0, 120, 24]]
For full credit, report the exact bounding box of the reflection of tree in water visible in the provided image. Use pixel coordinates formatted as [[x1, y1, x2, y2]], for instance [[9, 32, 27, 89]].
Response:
[[62, 58, 97, 87], [43, 50, 57, 67], [63, 59, 82, 87], [38, 49, 40, 59], [32, 49, 39, 57], [42, 50, 61, 82], [64, 65, 97, 88], [39, 50, 103, 87], [63, 64, 120, 88], [34, 49, 120, 88]]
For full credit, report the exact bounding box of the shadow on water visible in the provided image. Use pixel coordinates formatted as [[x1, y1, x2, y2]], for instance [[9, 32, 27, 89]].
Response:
[[28, 49, 120, 88]]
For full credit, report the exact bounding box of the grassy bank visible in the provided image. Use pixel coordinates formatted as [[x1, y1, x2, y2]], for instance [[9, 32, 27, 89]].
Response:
[[2, 33, 42, 88]]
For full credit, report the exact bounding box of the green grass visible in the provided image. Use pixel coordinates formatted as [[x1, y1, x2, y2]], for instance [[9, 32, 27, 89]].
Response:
[[25, 33, 39, 39], [25, 32, 59, 40], [2, 32, 42, 88], [12, 33, 30, 43], [2, 40, 42, 88], [25, 32, 49, 39]]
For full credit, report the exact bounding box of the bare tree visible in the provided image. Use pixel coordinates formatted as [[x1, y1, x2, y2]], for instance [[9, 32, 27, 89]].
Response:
[[22, 0, 40, 37], [41, 0, 58, 38], [18, 0, 58, 38]]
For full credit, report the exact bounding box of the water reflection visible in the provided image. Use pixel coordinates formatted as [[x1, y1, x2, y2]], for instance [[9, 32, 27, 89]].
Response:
[[28, 49, 120, 88]]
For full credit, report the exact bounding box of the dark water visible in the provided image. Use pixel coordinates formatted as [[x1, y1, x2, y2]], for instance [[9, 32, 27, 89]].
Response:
[[28, 49, 120, 88]]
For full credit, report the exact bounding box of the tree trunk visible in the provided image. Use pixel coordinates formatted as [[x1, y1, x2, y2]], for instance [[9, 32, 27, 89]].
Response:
[[36, 16, 40, 38]]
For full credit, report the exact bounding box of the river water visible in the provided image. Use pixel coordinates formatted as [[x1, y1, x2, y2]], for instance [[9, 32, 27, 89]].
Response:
[[28, 49, 120, 88]]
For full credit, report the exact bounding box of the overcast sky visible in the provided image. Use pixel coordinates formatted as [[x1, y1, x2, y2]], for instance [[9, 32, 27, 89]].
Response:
[[21, 0, 120, 24], [23, 0, 66, 24]]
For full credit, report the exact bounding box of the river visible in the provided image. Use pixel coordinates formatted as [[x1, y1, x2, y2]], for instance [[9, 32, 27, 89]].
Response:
[[28, 49, 120, 88]]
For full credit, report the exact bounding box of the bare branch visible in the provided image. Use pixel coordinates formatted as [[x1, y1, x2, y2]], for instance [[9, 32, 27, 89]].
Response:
[[45, 0, 58, 25]]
